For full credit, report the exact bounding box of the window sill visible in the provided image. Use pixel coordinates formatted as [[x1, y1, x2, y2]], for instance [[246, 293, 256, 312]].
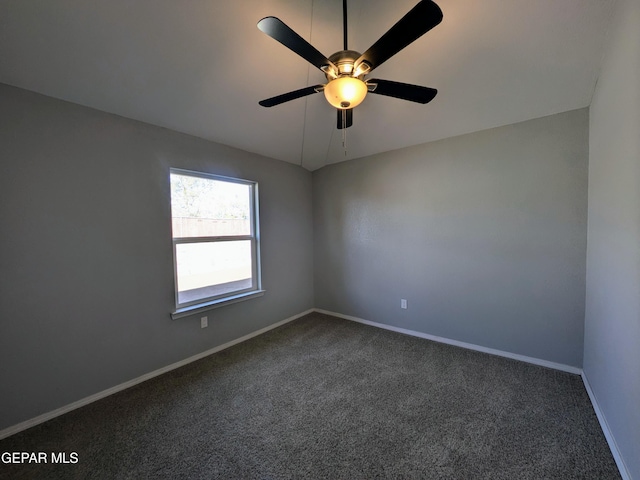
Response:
[[170, 290, 265, 320]]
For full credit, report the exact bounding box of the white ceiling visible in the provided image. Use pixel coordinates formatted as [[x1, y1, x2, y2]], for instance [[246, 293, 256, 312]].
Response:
[[0, 0, 615, 171]]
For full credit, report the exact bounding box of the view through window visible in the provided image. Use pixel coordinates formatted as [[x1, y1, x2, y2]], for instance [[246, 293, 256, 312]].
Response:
[[170, 169, 261, 311]]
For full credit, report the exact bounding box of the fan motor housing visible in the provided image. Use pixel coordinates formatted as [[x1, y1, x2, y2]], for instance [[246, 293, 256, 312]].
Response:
[[327, 50, 363, 78]]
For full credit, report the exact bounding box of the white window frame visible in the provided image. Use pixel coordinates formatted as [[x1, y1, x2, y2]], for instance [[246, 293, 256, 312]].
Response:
[[170, 168, 263, 319]]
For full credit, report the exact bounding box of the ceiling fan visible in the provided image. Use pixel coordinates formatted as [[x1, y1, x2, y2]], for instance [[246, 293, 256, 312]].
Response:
[[257, 0, 443, 129]]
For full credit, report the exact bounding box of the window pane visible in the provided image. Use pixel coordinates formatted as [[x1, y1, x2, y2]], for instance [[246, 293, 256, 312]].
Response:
[[175, 241, 252, 305], [170, 173, 251, 238]]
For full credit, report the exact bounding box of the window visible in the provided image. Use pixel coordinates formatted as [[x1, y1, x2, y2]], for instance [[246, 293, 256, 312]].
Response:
[[170, 169, 262, 318]]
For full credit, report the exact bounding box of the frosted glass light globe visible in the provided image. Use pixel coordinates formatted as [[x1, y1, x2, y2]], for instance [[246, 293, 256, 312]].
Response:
[[324, 77, 368, 109]]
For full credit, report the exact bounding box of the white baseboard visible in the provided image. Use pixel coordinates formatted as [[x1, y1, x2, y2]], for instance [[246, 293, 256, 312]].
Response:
[[581, 372, 632, 480], [314, 309, 582, 374], [0, 309, 314, 441]]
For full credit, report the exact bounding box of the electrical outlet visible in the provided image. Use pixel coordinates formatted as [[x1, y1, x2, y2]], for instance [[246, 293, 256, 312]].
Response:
[[401, 299, 407, 309], [201, 316, 208, 328]]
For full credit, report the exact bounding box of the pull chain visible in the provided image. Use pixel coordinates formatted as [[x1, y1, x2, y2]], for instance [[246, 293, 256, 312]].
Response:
[[342, 110, 347, 156]]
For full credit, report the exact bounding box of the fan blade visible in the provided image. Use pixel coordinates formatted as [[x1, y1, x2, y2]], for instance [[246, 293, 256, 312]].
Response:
[[355, 0, 442, 73], [367, 79, 437, 104], [337, 108, 353, 129], [258, 17, 337, 73], [259, 85, 324, 107]]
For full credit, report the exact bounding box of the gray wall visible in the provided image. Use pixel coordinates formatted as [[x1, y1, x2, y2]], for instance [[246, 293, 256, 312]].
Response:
[[314, 109, 589, 367], [0, 84, 314, 431], [584, 0, 640, 477]]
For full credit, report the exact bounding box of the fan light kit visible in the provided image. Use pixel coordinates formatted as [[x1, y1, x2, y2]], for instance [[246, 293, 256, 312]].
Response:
[[258, 0, 443, 129], [324, 77, 367, 109]]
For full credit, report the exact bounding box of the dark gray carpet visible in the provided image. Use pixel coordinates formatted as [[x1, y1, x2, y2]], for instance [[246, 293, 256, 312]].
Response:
[[0, 312, 620, 479]]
